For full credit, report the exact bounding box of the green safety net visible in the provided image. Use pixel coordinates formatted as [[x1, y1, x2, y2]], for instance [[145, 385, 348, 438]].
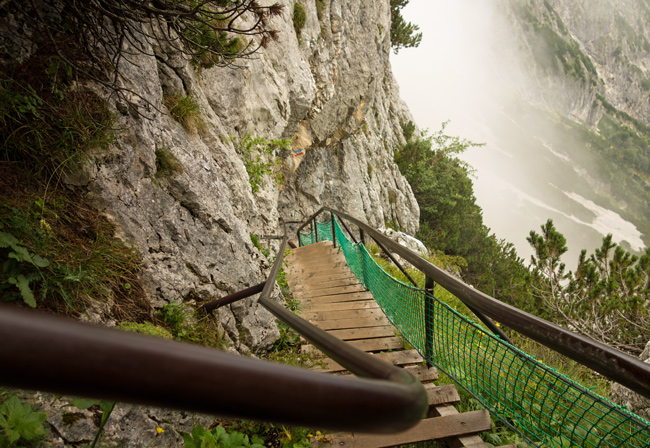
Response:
[[298, 218, 650, 448]]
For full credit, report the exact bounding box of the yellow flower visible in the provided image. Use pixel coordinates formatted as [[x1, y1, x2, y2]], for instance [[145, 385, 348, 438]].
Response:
[[156, 427, 165, 434]]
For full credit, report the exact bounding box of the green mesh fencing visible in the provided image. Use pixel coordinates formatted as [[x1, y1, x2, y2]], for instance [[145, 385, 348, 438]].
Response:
[[299, 217, 650, 448]]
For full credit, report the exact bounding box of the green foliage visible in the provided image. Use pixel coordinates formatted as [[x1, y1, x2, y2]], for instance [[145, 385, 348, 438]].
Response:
[[0, 231, 50, 307], [0, 182, 148, 317], [292, 3, 307, 37], [117, 321, 174, 339], [315, 0, 325, 19], [155, 147, 184, 178], [401, 120, 416, 141], [0, 395, 47, 447], [513, 3, 596, 83], [0, 71, 115, 177], [182, 424, 264, 448], [70, 399, 115, 448], [389, 0, 422, 53], [163, 93, 202, 132], [231, 134, 290, 193], [227, 421, 314, 448], [393, 122, 531, 305], [158, 303, 225, 349], [186, 25, 244, 69], [527, 223, 650, 352]]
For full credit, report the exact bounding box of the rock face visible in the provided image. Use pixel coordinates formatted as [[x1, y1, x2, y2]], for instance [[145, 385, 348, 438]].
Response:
[[611, 340, 650, 421], [2, 1, 421, 446], [502, 0, 650, 126], [65, 0, 419, 349]]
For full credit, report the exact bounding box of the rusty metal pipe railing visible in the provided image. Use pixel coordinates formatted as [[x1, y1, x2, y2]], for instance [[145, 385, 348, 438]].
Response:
[[201, 282, 265, 313], [0, 305, 425, 432], [0, 217, 428, 433], [312, 207, 650, 400]]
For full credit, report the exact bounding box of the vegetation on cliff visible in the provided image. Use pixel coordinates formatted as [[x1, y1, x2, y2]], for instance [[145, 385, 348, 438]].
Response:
[[395, 122, 650, 355]]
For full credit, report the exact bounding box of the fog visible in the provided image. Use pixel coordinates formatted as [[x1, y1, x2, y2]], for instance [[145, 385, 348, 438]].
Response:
[[390, 0, 645, 268]]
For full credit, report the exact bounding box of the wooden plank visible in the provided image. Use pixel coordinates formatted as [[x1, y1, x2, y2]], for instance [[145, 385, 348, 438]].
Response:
[[300, 291, 374, 304], [302, 336, 403, 354], [315, 350, 424, 373], [295, 285, 365, 299], [304, 307, 386, 322], [430, 405, 489, 448], [404, 365, 438, 381], [293, 278, 361, 291], [327, 326, 396, 340], [295, 284, 365, 298], [321, 411, 492, 448], [286, 262, 347, 274], [303, 300, 380, 313], [287, 267, 350, 278], [310, 315, 390, 331], [424, 384, 461, 406], [291, 273, 358, 288]]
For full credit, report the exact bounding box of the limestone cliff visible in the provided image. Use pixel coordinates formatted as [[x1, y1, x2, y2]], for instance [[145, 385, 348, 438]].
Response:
[[503, 0, 650, 126], [62, 0, 418, 351]]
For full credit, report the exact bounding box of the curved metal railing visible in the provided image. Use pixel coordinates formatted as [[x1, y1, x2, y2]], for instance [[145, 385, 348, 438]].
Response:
[[0, 219, 428, 433], [298, 206, 650, 400]]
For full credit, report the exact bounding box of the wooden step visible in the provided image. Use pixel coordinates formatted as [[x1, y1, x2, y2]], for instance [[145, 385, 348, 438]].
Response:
[[318, 411, 491, 448], [313, 350, 423, 373], [303, 307, 386, 322], [326, 326, 396, 340], [300, 291, 374, 305], [302, 336, 403, 354], [295, 284, 366, 299], [302, 300, 380, 313]]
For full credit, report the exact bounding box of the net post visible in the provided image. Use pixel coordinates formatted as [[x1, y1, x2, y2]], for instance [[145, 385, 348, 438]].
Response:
[[424, 276, 435, 368], [359, 229, 365, 245], [314, 219, 319, 242], [331, 213, 337, 247]]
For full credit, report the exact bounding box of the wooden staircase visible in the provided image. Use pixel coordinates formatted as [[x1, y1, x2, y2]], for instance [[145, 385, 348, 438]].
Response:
[[285, 241, 512, 448]]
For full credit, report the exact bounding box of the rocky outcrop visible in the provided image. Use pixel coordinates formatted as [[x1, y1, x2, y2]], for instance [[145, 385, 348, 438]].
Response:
[[502, 0, 650, 126], [61, 0, 420, 349]]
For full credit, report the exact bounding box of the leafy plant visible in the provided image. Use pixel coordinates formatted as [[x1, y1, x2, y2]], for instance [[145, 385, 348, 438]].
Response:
[[0, 185, 149, 317], [0, 395, 47, 447], [231, 135, 290, 193], [0, 231, 50, 307], [182, 424, 264, 448], [70, 399, 115, 448]]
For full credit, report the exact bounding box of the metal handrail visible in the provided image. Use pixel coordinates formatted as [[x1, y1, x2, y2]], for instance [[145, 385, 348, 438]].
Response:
[[301, 207, 650, 400], [0, 218, 428, 433]]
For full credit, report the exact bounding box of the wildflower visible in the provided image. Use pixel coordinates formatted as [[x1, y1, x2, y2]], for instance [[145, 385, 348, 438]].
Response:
[[156, 427, 165, 434]]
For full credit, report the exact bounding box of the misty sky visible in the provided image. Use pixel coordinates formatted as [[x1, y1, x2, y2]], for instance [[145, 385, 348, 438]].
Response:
[[390, 0, 646, 266]]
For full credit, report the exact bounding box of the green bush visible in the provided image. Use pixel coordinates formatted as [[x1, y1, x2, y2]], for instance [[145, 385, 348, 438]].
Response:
[[293, 3, 307, 37], [231, 135, 290, 193]]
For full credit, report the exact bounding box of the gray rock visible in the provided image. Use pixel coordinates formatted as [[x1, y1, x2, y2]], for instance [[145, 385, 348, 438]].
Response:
[[610, 340, 650, 421]]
